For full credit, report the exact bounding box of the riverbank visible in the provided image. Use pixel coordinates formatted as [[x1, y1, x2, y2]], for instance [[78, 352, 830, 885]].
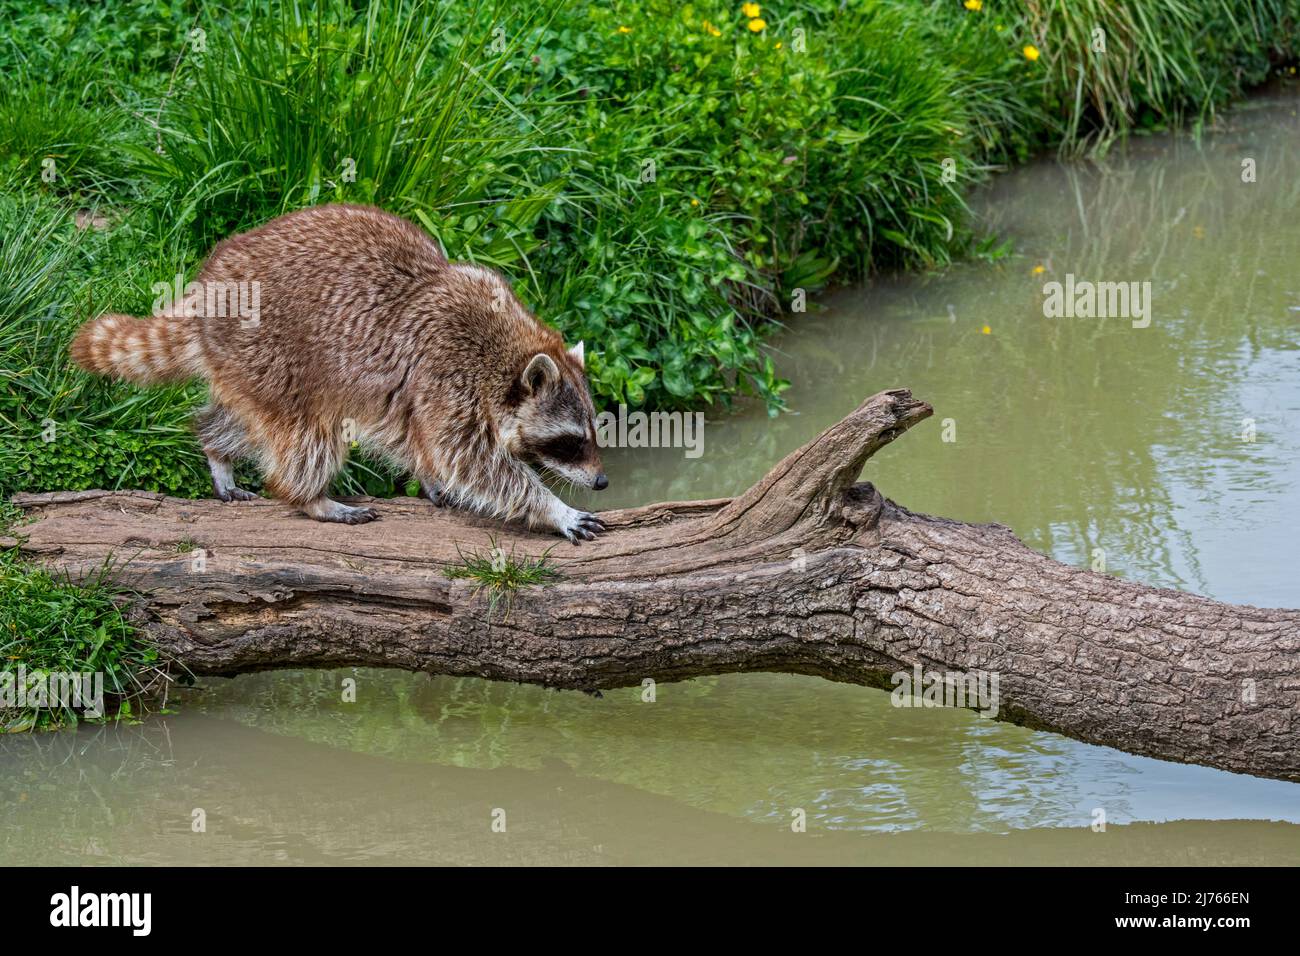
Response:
[[3, 0, 1298, 500]]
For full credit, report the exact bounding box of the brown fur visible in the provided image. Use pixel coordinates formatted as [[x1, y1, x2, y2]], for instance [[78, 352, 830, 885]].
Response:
[[70, 204, 607, 539]]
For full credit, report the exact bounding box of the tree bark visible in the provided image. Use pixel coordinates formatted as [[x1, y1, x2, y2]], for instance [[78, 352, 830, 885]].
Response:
[[8, 389, 1299, 781]]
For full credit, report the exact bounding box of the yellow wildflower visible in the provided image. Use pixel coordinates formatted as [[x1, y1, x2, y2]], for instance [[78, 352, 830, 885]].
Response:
[[775, 41, 782, 48], [617, 25, 632, 34], [690, 198, 700, 206], [703, 20, 722, 37], [747, 18, 766, 32], [981, 325, 992, 335], [1023, 45, 1040, 61], [742, 3, 761, 17], [964, 0, 982, 10], [1032, 264, 1045, 275]]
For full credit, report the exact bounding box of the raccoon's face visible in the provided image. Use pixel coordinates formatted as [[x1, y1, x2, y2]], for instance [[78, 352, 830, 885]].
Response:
[[509, 342, 608, 491]]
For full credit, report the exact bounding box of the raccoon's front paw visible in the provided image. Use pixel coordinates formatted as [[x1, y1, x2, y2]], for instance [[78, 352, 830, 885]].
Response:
[[555, 506, 606, 544]]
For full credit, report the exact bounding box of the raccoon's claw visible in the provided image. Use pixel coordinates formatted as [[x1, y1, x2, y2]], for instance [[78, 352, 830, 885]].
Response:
[[214, 485, 259, 502], [558, 510, 606, 544], [307, 499, 381, 524], [340, 506, 381, 525]]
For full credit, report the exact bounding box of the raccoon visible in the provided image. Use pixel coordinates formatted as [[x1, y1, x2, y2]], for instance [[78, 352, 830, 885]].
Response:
[[70, 204, 608, 542]]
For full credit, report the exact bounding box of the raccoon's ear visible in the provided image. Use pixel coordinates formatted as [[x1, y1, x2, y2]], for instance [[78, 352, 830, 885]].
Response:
[[568, 341, 585, 367], [521, 353, 560, 394]]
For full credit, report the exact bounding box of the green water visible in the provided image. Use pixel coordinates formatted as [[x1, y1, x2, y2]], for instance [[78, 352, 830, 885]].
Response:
[[4, 94, 1300, 866]]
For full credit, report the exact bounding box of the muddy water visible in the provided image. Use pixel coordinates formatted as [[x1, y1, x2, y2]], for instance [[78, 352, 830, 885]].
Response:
[[4, 95, 1300, 866]]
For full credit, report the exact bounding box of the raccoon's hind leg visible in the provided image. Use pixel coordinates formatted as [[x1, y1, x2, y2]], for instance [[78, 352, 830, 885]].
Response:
[[261, 419, 379, 525], [301, 497, 380, 524], [194, 402, 259, 502]]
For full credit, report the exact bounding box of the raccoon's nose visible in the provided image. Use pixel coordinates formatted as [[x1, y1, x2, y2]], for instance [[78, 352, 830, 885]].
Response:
[[593, 473, 609, 491]]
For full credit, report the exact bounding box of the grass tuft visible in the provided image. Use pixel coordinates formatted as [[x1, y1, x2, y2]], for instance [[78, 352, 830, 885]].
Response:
[[444, 537, 564, 620]]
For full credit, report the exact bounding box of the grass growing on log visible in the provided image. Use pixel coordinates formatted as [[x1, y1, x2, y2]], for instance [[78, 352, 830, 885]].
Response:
[[445, 538, 564, 621], [0, 500, 27, 535]]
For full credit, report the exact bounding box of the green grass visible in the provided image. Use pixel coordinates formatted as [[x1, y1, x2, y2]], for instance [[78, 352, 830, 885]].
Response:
[[0, 194, 212, 498], [0, 544, 175, 732], [1025, 0, 1296, 153], [1, 502, 179, 732], [444, 538, 564, 620]]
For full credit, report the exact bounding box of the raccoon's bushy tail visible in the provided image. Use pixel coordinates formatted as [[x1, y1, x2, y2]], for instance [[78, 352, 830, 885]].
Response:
[[70, 313, 206, 385]]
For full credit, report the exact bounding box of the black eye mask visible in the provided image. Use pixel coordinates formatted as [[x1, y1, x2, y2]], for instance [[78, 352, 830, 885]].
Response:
[[536, 434, 586, 464]]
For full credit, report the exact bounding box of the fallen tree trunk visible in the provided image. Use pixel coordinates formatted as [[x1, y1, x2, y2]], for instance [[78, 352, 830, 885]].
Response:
[[8, 389, 1299, 781]]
